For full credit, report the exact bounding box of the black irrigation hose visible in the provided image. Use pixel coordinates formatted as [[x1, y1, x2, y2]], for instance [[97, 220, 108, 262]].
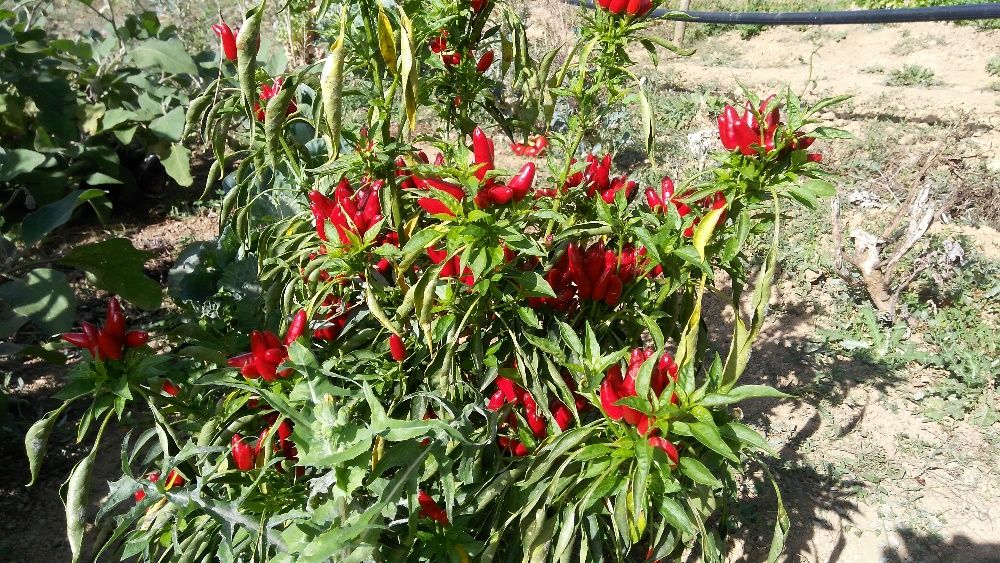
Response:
[[563, 0, 1000, 25]]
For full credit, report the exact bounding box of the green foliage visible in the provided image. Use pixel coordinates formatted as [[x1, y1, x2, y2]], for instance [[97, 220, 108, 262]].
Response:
[[0, 6, 214, 350], [30, 1, 848, 561], [987, 55, 1000, 77], [909, 255, 1000, 420], [886, 65, 939, 87]]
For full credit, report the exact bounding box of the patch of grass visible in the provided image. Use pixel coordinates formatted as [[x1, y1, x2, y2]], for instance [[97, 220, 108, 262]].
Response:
[[886, 65, 940, 87], [891, 33, 948, 56], [906, 252, 1000, 420], [987, 56, 1000, 77]]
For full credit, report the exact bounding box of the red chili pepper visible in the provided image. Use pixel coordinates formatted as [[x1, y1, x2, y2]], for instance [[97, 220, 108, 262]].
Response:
[[626, 0, 652, 16], [231, 434, 257, 471], [648, 435, 680, 466], [487, 184, 513, 205], [476, 50, 494, 73], [283, 310, 308, 345], [61, 332, 93, 349], [418, 490, 450, 525], [507, 162, 535, 200], [429, 30, 448, 54], [608, 0, 629, 15], [389, 334, 407, 362], [125, 330, 149, 347], [104, 298, 126, 343], [161, 380, 180, 397], [211, 21, 238, 62], [551, 401, 573, 431], [471, 126, 495, 182]]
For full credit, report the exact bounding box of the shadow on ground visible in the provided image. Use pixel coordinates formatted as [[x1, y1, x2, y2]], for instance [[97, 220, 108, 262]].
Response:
[[696, 279, 992, 562], [883, 530, 1000, 563]]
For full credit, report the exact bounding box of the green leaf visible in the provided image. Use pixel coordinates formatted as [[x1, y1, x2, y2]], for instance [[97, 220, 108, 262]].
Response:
[[720, 422, 778, 457], [687, 421, 739, 462], [60, 238, 162, 310], [523, 332, 565, 359], [806, 94, 851, 116], [161, 143, 193, 186], [513, 271, 556, 298], [700, 385, 791, 407], [100, 108, 137, 131], [20, 189, 106, 247], [557, 321, 583, 356], [800, 178, 836, 197], [25, 404, 69, 486], [0, 269, 76, 336], [808, 126, 853, 140], [0, 148, 46, 181], [66, 451, 96, 562], [129, 38, 198, 75], [658, 496, 694, 534], [678, 457, 722, 488], [148, 106, 185, 142], [764, 465, 790, 562]]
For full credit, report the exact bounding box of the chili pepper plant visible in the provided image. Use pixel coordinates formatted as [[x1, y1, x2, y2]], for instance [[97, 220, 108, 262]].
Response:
[[26, 0, 849, 561]]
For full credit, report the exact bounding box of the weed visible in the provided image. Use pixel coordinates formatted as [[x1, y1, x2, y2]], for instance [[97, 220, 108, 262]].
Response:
[[886, 65, 940, 87], [987, 56, 1000, 77], [891, 34, 947, 56]]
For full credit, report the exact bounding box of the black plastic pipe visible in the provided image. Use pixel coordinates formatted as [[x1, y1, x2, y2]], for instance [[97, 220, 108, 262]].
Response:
[[563, 0, 1000, 25]]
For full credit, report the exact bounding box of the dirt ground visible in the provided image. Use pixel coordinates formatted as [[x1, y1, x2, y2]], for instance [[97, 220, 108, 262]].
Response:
[[4, 6, 999, 563]]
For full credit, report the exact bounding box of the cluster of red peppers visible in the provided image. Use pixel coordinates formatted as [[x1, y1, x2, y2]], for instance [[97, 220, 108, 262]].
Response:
[[486, 376, 575, 456], [61, 297, 149, 361], [312, 298, 349, 341], [309, 178, 383, 245], [532, 241, 648, 310], [428, 30, 463, 67], [470, 127, 536, 208], [571, 154, 637, 204], [402, 155, 466, 216], [227, 311, 307, 381], [230, 414, 297, 472], [254, 77, 297, 121], [600, 348, 681, 464], [426, 247, 476, 286], [596, 0, 656, 17], [717, 95, 821, 161], [511, 135, 548, 158], [645, 177, 727, 237]]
